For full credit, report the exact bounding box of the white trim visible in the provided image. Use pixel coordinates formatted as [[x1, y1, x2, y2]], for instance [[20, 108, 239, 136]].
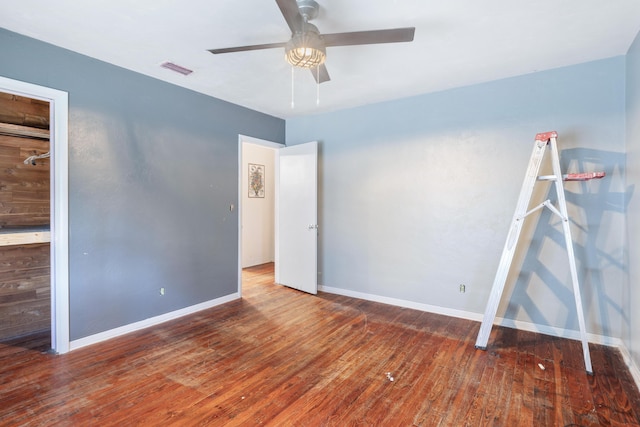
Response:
[[0, 76, 70, 354], [238, 137, 243, 297], [274, 146, 280, 284], [69, 293, 240, 351], [319, 284, 625, 348], [618, 343, 640, 390], [319, 285, 484, 323], [239, 134, 285, 150], [237, 135, 283, 297], [494, 317, 622, 348]]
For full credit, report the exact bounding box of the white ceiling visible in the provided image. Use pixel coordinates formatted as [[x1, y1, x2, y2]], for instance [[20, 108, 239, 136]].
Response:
[[1, 1, 639, 119]]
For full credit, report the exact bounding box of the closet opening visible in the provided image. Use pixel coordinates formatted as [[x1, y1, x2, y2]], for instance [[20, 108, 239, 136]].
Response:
[[0, 76, 69, 354], [0, 92, 51, 349]]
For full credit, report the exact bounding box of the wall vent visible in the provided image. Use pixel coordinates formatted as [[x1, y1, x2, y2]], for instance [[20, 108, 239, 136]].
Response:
[[160, 61, 193, 76]]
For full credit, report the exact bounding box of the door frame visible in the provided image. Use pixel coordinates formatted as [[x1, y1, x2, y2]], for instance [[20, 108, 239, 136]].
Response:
[[0, 76, 70, 353], [237, 135, 284, 296]]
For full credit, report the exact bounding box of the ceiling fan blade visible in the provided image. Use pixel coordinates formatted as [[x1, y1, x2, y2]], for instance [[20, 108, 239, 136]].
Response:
[[276, 0, 303, 33], [322, 27, 415, 47], [208, 42, 287, 54], [310, 64, 330, 84]]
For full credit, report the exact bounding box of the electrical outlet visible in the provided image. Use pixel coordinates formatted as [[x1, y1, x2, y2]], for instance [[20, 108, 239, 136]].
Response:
[[459, 284, 466, 293], [160, 287, 165, 296]]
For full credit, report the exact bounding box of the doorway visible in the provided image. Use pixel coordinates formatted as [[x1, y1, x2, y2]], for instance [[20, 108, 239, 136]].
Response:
[[238, 135, 282, 295], [0, 92, 51, 344], [0, 76, 69, 354], [238, 136, 319, 296]]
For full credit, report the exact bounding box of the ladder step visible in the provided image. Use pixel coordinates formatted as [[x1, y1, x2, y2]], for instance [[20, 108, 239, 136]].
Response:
[[564, 171, 606, 181], [537, 172, 606, 182], [535, 131, 558, 141]]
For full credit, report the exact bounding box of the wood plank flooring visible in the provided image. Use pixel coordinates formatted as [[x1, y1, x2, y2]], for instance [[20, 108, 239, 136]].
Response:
[[1, 262, 639, 426]]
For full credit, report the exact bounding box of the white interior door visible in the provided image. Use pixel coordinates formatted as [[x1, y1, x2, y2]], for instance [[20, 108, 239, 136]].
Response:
[[276, 141, 318, 294]]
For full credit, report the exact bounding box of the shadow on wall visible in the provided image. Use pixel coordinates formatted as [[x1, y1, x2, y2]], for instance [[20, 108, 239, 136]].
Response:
[[501, 147, 632, 338]]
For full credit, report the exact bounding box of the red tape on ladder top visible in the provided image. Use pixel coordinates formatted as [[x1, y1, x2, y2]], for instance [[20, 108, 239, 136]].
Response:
[[564, 172, 606, 181], [535, 131, 558, 142]]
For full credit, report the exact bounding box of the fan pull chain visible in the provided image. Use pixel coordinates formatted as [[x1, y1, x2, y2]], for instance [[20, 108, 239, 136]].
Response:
[[291, 66, 295, 109], [316, 67, 320, 106]]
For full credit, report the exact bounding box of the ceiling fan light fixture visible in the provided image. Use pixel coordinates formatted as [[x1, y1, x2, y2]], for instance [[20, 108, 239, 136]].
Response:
[[285, 31, 326, 68], [208, 0, 416, 84]]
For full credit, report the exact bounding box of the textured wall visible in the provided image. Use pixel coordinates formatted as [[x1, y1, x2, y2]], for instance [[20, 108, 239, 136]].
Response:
[[287, 57, 627, 340], [625, 29, 640, 375], [0, 29, 285, 340]]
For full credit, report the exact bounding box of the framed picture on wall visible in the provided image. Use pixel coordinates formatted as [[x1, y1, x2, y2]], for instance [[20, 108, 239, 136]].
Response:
[[248, 163, 265, 198]]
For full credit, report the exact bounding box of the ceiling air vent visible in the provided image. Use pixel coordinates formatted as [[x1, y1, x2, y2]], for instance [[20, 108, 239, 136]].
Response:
[[160, 61, 193, 76]]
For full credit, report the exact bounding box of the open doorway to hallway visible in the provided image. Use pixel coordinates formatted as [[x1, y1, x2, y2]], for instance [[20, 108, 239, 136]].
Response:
[[239, 135, 319, 296], [241, 142, 277, 270], [239, 136, 282, 295]]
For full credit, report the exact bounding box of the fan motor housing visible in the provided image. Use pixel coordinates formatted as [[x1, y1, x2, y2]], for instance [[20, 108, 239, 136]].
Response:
[[297, 0, 319, 21]]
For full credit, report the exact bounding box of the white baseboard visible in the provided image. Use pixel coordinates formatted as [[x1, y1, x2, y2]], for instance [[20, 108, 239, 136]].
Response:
[[319, 284, 485, 323], [69, 293, 240, 351], [617, 342, 640, 389], [319, 285, 615, 345], [494, 317, 622, 348], [319, 284, 640, 389]]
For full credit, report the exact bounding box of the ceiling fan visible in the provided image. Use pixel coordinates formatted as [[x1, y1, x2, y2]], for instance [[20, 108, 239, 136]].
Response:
[[208, 0, 415, 84]]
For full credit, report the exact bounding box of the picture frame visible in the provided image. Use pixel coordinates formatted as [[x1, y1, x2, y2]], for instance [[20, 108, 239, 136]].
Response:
[[248, 163, 265, 198]]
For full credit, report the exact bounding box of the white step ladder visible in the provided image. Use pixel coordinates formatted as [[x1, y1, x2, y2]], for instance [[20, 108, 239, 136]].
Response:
[[474, 131, 605, 375]]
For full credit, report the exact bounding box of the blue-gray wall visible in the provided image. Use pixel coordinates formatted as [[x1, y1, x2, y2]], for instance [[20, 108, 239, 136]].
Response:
[[0, 29, 285, 340], [626, 30, 640, 375], [1, 23, 637, 365], [287, 57, 627, 340]]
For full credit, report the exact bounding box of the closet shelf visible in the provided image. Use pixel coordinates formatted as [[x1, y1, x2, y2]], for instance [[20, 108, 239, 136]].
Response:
[[0, 227, 51, 246]]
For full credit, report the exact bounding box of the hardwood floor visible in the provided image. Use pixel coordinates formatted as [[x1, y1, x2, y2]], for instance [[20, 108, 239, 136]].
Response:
[[1, 262, 639, 426]]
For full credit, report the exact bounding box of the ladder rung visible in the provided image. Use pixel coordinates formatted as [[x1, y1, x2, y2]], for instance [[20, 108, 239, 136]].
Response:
[[537, 171, 606, 182]]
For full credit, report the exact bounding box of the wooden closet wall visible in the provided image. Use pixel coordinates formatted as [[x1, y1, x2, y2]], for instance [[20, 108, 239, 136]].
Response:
[[0, 92, 51, 341]]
